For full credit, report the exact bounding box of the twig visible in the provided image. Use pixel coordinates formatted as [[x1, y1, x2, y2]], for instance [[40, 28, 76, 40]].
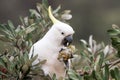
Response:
[[109, 59, 120, 68], [101, 59, 120, 68]]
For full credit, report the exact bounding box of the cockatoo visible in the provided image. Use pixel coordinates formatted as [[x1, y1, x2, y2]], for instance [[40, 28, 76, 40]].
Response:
[[29, 6, 74, 79]]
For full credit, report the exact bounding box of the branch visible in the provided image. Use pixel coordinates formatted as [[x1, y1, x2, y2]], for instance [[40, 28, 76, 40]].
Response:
[[109, 59, 120, 68], [102, 59, 120, 68]]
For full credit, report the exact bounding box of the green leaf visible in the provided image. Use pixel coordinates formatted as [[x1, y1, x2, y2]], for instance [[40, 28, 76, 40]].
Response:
[[0, 24, 11, 35], [110, 67, 120, 80], [7, 20, 16, 36], [52, 74, 57, 80], [0, 71, 8, 77], [8, 20, 15, 29], [0, 35, 11, 42], [17, 38, 23, 47], [107, 29, 120, 36], [29, 9, 41, 18], [98, 52, 104, 70], [20, 16, 26, 26], [110, 69, 115, 79], [111, 37, 120, 57], [114, 67, 120, 80], [42, 0, 49, 7], [0, 58, 7, 68], [36, 3, 42, 12], [94, 55, 100, 71], [68, 69, 82, 80], [29, 54, 38, 64], [103, 64, 109, 80], [25, 23, 36, 34], [23, 53, 29, 63], [53, 5, 61, 14], [33, 60, 46, 67]]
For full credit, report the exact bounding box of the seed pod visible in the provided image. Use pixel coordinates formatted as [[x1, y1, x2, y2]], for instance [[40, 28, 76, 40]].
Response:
[[22, 64, 29, 74]]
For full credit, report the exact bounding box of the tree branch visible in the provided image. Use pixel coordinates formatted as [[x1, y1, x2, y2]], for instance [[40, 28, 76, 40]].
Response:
[[109, 59, 120, 68]]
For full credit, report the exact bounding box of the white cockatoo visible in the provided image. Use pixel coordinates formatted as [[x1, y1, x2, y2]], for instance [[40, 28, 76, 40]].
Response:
[[29, 6, 74, 79]]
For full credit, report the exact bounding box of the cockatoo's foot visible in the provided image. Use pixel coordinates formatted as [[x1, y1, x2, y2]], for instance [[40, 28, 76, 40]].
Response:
[[58, 45, 76, 68]]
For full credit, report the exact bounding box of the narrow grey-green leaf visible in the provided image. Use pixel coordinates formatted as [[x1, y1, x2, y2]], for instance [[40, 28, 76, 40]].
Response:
[[8, 20, 15, 29], [104, 64, 109, 80]]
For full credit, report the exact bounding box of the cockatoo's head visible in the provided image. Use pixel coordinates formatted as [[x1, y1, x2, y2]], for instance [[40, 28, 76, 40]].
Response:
[[44, 6, 74, 46], [51, 21, 74, 46]]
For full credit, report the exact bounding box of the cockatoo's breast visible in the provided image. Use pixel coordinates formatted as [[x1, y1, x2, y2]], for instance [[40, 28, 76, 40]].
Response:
[[32, 39, 65, 78]]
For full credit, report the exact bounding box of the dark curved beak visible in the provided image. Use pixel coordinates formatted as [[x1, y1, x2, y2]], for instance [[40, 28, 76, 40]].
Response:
[[62, 35, 73, 46]]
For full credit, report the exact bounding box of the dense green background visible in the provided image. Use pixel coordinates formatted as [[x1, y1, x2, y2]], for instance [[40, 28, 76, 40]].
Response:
[[0, 0, 120, 47]]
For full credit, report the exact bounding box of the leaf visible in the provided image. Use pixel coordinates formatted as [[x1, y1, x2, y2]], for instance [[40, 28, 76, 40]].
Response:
[[61, 13, 72, 20], [42, 0, 49, 8], [89, 35, 93, 49], [110, 69, 115, 79], [25, 23, 36, 34], [107, 29, 120, 36], [29, 54, 38, 64], [91, 70, 102, 80], [33, 60, 46, 67], [8, 20, 15, 29], [111, 37, 120, 57], [98, 52, 104, 69], [52, 74, 57, 80], [110, 67, 120, 80], [17, 38, 23, 48], [0, 24, 11, 35], [111, 37, 120, 46], [103, 45, 109, 57], [80, 39, 88, 46], [114, 67, 120, 80], [0, 58, 7, 68], [0, 71, 8, 77], [7, 20, 16, 36], [0, 35, 11, 42], [91, 70, 96, 79], [19, 17, 25, 26], [53, 5, 61, 14], [24, 17, 29, 26], [103, 64, 109, 80], [94, 55, 100, 71], [68, 69, 82, 80], [36, 3, 41, 12], [29, 9, 41, 18], [23, 53, 29, 63]]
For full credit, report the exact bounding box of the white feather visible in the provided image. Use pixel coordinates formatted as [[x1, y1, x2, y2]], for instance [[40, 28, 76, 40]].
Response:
[[29, 6, 74, 79], [29, 22, 74, 78]]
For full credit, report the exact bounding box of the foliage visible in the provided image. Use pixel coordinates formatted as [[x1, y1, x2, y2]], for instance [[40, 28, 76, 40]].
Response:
[[69, 34, 120, 80], [0, 0, 120, 80], [0, 0, 72, 80]]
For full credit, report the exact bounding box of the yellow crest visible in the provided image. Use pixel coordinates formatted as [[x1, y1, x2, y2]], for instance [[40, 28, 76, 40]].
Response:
[[48, 6, 60, 24]]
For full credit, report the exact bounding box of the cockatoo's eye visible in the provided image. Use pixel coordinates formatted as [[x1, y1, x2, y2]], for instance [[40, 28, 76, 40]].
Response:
[[61, 32, 64, 35]]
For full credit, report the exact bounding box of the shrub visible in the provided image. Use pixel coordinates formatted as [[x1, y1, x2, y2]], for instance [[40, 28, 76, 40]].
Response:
[[0, 0, 120, 80]]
